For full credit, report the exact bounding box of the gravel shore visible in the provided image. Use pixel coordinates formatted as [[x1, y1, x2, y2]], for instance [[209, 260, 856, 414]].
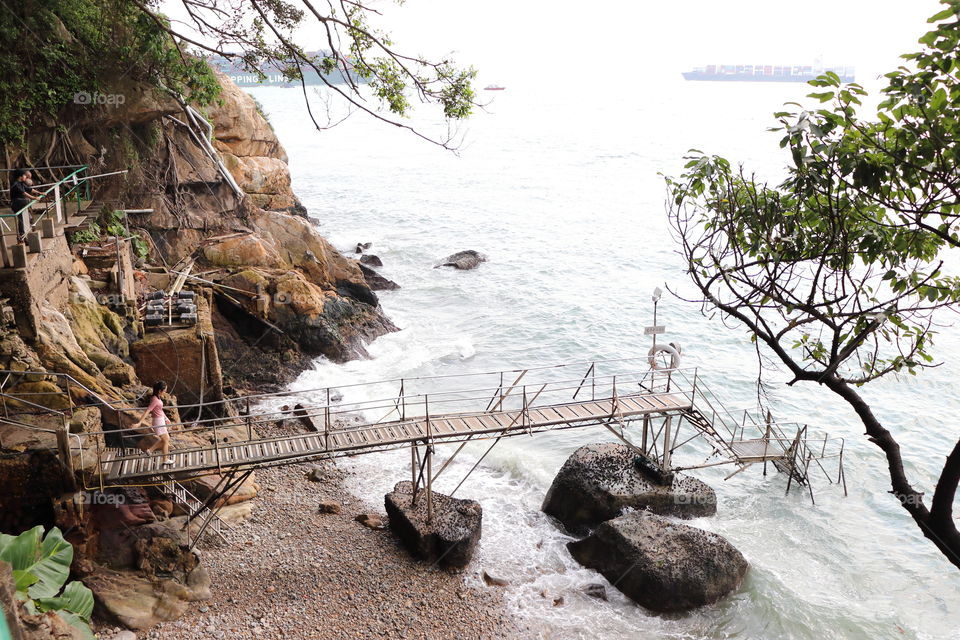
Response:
[[113, 455, 526, 640]]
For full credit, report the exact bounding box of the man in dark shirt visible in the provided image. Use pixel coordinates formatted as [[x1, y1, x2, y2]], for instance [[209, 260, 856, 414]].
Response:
[[9, 168, 43, 238]]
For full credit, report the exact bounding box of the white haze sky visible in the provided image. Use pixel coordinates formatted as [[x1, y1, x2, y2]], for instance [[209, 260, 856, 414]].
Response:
[[163, 0, 942, 98], [163, 0, 946, 91], [375, 0, 946, 89]]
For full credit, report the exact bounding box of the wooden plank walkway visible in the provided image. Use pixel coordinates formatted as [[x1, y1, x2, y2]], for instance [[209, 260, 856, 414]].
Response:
[[100, 391, 694, 483]]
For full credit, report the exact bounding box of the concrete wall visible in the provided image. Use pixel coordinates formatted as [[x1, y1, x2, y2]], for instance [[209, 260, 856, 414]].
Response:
[[0, 235, 73, 340], [130, 294, 224, 415]]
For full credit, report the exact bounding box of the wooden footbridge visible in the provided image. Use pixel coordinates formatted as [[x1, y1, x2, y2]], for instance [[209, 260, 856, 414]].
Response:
[[0, 355, 847, 544]]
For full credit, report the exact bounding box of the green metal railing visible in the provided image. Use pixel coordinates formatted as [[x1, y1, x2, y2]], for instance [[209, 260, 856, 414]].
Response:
[[1, 165, 90, 237]]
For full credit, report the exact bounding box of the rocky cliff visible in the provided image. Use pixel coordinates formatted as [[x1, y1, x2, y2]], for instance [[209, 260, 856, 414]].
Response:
[[0, 68, 397, 636], [9, 70, 394, 393]]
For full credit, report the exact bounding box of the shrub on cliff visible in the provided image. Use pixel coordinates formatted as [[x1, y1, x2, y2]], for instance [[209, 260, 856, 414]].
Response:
[[0, 0, 219, 144]]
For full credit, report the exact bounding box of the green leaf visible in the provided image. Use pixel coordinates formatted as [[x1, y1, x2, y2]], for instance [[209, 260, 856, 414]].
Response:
[[10, 569, 38, 593], [928, 7, 958, 22], [0, 526, 72, 600], [55, 610, 95, 640], [36, 581, 94, 621]]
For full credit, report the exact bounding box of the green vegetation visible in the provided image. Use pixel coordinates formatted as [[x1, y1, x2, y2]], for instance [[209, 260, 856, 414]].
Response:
[[0, 526, 94, 639], [70, 209, 148, 259], [0, 0, 220, 145], [667, 0, 960, 569], [1, 0, 475, 148], [137, 0, 476, 147], [69, 224, 101, 245]]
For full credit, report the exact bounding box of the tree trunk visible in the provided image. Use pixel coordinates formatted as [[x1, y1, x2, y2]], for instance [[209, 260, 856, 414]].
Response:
[[825, 375, 960, 569]]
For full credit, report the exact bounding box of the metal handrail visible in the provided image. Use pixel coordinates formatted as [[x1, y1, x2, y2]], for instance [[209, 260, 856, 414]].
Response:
[[0, 364, 694, 415], [67, 372, 692, 448], [4, 166, 88, 217]]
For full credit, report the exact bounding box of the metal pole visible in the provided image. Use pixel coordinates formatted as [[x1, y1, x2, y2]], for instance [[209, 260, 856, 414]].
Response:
[[400, 379, 405, 421], [612, 375, 618, 415], [591, 363, 596, 401], [65, 379, 74, 417], [522, 386, 527, 429], [245, 398, 252, 441], [94, 421, 105, 492], [499, 372, 503, 409], [806, 453, 816, 505], [57, 414, 75, 480], [411, 442, 417, 488], [652, 298, 658, 354], [662, 416, 673, 471], [325, 387, 331, 450], [425, 394, 433, 522], [839, 446, 848, 496], [763, 417, 771, 476], [642, 414, 649, 453], [213, 422, 221, 474], [426, 444, 433, 523]]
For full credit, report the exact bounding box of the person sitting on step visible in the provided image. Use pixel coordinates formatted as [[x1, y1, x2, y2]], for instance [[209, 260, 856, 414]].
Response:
[[137, 380, 174, 465]]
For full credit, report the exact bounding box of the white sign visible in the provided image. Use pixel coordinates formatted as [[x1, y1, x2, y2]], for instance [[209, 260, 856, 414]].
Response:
[[644, 325, 666, 335]]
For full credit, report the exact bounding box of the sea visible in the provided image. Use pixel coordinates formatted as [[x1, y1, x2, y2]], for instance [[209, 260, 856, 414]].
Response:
[[245, 77, 960, 639]]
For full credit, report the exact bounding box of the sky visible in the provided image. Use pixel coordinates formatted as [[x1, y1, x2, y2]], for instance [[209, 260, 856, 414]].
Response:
[[372, 0, 946, 88], [162, 0, 947, 92]]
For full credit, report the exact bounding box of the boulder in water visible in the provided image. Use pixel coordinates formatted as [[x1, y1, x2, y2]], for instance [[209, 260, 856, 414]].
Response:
[[384, 481, 482, 569], [542, 443, 716, 535], [435, 250, 487, 270], [360, 254, 383, 267], [567, 511, 748, 612], [358, 262, 400, 291]]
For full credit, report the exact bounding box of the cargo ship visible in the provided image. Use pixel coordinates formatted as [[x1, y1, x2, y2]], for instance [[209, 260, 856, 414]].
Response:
[[682, 64, 855, 83]]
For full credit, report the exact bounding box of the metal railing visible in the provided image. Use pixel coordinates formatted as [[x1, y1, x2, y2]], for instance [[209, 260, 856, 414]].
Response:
[[0, 358, 847, 499], [2, 166, 90, 237], [1, 167, 129, 246]]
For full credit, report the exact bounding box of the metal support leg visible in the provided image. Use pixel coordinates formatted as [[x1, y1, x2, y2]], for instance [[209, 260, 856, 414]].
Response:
[[426, 445, 433, 524], [662, 416, 673, 472]]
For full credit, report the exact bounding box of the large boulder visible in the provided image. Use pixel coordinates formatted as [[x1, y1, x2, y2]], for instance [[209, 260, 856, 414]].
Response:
[[220, 154, 295, 211], [358, 263, 400, 291], [84, 519, 210, 630], [83, 567, 207, 630], [567, 511, 748, 612], [202, 232, 284, 268], [542, 443, 716, 535], [384, 481, 481, 569], [435, 250, 487, 270], [214, 267, 395, 363]]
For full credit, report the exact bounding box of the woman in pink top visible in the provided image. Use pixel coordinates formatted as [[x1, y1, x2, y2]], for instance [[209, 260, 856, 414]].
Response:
[[138, 381, 173, 464]]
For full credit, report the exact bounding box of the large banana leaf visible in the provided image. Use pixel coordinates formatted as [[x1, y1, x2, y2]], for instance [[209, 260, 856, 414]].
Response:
[[55, 611, 95, 640], [35, 580, 94, 621], [0, 526, 72, 599], [43, 581, 96, 640]]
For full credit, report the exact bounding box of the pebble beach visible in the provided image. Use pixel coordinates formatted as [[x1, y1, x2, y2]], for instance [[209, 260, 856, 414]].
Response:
[[128, 459, 523, 640]]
